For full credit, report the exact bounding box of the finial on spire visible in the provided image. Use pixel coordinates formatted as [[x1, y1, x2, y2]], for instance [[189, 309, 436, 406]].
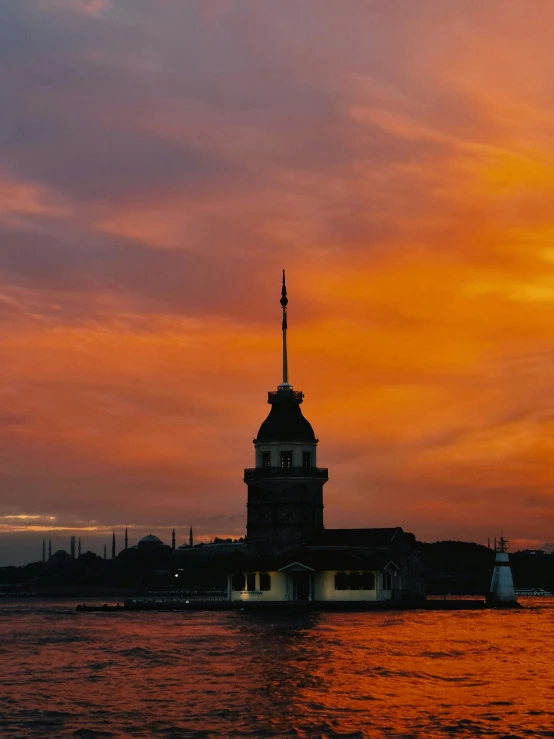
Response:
[[279, 270, 291, 389], [281, 269, 288, 309]]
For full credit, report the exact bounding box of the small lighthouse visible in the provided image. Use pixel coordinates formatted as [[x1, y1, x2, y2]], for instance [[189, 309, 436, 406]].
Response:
[[487, 537, 518, 607]]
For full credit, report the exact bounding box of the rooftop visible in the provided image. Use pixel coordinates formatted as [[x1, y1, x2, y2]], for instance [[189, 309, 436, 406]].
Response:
[[256, 388, 316, 443]]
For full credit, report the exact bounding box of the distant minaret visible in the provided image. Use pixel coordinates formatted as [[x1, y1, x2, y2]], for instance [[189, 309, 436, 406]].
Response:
[[487, 537, 518, 607], [111, 531, 116, 559], [48, 538, 52, 560], [70, 536, 76, 560], [78, 538, 81, 557], [42, 538, 45, 563], [488, 537, 491, 549], [189, 526, 193, 548], [172, 528, 176, 551], [125, 526, 128, 550], [103, 544, 107, 560]]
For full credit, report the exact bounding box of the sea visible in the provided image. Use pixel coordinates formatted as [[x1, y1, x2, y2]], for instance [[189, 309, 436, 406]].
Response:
[[1, 598, 554, 739]]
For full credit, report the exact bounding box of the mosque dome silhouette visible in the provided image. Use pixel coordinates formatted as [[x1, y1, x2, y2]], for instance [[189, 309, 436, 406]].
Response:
[[138, 534, 163, 547]]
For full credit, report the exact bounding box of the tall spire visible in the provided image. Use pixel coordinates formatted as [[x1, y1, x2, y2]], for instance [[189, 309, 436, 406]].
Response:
[[125, 526, 128, 550], [112, 531, 116, 559], [279, 269, 291, 389], [171, 528, 176, 551], [189, 526, 193, 548]]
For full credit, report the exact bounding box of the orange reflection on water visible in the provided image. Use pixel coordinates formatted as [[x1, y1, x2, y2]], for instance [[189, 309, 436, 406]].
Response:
[[1, 600, 553, 738]]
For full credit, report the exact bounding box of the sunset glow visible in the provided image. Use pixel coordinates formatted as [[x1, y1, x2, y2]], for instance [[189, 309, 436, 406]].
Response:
[[3, 0, 554, 563]]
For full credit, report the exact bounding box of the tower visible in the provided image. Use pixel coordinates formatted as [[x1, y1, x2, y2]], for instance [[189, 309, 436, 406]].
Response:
[[189, 526, 193, 548], [112, 531, 116, 559], [172, 528, 176, 551], [70, 536, 76, 560], [103, 544, 107, 560], [244, 271, 328, 553], [487, 537, 518, 606], [78, 538, 81, 557], [125, 526, 128, 550]]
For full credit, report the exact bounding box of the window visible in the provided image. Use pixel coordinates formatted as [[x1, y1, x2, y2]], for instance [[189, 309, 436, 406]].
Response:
[[334, 571, 376, 591], [382, 571, 392, 590], [302, 451, 311, 468], [281, 451, 293, 468], [262, 452, 271, 468], [247, 572, 256, 591], [259, 572, 271, 591], [360, 571, 375, 590], [232, 573, 245, 591]]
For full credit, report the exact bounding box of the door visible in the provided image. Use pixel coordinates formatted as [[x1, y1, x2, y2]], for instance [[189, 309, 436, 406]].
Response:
[[292, 572, 311, 601]]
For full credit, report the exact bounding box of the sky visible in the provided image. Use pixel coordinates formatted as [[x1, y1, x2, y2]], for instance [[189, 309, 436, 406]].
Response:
[[2, 0, 554, 565]]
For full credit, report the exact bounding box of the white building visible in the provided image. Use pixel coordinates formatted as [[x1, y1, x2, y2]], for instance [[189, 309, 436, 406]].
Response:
[[227, 533, 411, 605]]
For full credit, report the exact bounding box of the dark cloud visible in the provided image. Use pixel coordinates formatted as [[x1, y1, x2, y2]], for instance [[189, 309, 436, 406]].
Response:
[[0, 411, 28, 427], [0, 0, 465, 211]]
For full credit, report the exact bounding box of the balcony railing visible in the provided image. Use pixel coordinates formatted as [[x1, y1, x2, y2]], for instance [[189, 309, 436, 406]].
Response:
[[244, 466, 328, 481], [268, 390, 304, 403]]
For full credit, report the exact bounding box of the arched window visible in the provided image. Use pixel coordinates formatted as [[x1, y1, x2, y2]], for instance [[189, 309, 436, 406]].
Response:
[[281, 451, 293, 468]]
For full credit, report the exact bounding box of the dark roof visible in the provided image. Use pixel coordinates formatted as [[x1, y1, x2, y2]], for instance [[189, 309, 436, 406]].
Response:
[[228, 546, 397, 572], [309, 528, 404, 548], [175, 542, 247, 559], [256, 394, 316, 442]]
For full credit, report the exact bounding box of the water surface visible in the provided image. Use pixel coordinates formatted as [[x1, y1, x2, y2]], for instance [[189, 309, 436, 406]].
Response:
[[1, 598, 553, 738]]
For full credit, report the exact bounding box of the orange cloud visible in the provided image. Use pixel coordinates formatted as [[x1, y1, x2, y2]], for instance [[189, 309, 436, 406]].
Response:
[[5, 1, 554, 562]]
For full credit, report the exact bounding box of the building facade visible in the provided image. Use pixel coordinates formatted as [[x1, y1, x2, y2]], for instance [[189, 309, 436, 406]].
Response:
[[228, 273, 423, 606]]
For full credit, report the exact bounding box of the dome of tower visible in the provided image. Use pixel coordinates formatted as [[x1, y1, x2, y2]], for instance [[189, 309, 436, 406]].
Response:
[[256, 391, 316, 442]]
